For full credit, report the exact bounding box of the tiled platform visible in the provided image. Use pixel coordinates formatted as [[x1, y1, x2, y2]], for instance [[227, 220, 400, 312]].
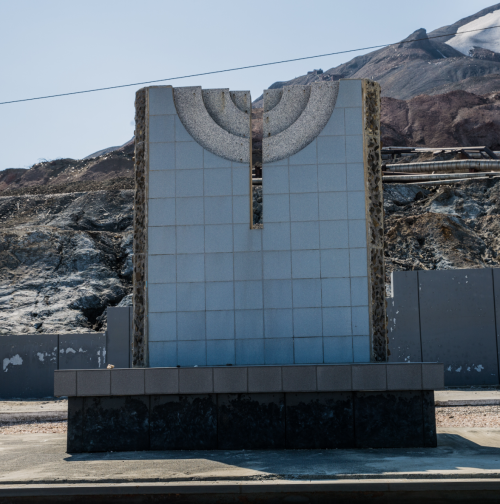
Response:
[[56, 364, 443, 453], [54, 363, 443, 397]]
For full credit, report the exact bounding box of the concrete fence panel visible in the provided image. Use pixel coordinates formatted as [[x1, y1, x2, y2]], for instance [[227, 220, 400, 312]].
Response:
[[106, 307, 131, 369], [0, 334, 58, 398], [387, 271, 422, 363], [418, 269, 498, 386], [58, 333, 106, 370], [0, 307, 132, 398], [389, 268, 500, 387], [493, 268, 500, 374]]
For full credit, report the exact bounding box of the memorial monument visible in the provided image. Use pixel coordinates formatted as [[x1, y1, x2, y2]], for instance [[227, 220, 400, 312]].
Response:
[[55, 79, 443, 452]]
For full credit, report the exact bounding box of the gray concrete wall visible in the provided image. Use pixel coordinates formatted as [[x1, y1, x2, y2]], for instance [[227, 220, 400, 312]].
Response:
[[0, 307, 133, 398], [106, 307, 132, 369], [1, 333, 106, 398], [59, 333, 106, 370], [387, 271, 422, 364], [6, 274, 500, 397], [1, 334, 58, 399], [388, 268, 500, 387]]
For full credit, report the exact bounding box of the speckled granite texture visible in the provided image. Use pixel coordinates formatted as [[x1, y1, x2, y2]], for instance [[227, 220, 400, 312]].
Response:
[[150, 394, 217, 450], [285, 392, 354, 449], [262, 81, 339, 163], [354, 391, 425, 448], [68, 396, 150, 453], [423, 390, 437, 447], [173, 86, 250, 163], [230, 91, 251, 113], [264, 89, 283, 112], [67, 397, 84, 453], [217, 393, 286, 449], [202, 89, 250, 138], [133, 88, 148, 368], [362, 80, 388, 361], [263, 85, 311, 137]]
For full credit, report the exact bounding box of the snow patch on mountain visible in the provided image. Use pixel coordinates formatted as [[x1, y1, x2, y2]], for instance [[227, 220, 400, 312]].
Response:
[[446, 9, 500, 55]]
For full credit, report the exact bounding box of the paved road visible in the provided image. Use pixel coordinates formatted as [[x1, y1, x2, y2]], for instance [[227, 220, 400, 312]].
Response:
[[0, 399, 67, 422], [435, 390, 500, 405], [0, 400, 67, 414], [1, 428, 500, 485]]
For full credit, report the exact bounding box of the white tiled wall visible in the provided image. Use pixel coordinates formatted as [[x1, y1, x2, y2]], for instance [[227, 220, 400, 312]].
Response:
[[146, 81, 371, 367]]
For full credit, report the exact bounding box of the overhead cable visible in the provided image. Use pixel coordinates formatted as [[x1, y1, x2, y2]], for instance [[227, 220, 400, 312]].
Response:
[[1, 24, 499, 105]]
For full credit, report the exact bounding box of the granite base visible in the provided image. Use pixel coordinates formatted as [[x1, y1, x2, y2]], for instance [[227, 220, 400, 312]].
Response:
[[67, 391, 437, 453]]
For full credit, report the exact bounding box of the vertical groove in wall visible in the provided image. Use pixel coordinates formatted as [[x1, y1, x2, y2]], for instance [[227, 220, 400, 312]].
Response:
[[416, 271, 424, 362], [249, 111, 254, 230], [419, 390, 425, 445], [491, 269, 500, 379], [362, 79, 388, 362], [133, 88, 147, 368]]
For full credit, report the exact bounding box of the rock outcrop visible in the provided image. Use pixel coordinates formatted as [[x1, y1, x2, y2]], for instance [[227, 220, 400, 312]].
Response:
[[384, 179, 500, 282], [381, 90, 500, 149], [0, 188, 133, 335]]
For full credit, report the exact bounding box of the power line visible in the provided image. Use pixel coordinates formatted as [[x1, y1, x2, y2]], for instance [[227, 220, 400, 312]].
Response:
[[1, 25, 499, 106]]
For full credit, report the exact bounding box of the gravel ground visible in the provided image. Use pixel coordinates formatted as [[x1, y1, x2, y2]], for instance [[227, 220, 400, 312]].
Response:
[[0, 399, 67, 413], [0, 421, 67, 435], [1, 406, 499, 435], [436, 405, 500, 428]]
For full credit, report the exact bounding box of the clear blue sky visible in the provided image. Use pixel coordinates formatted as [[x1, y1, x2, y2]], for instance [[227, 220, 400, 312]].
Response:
[[0, 0, 495, 170]]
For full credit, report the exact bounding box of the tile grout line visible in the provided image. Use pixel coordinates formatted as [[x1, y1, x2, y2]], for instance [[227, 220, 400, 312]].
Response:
[[314, 137, 325, 366], [287, 156, 294, 366], [259, 159, 265, 364], [173, 97, 179, 367]]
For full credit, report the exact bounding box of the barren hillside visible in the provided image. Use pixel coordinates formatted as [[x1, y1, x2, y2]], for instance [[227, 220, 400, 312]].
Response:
[[381, 90, 500, 149], [253, 4, 500, 106]]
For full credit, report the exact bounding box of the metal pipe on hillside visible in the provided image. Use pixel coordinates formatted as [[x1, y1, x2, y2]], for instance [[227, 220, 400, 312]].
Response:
[[407, 176, 500, 187], [383, 172, 500, 183], [384, 160, 500, 173]]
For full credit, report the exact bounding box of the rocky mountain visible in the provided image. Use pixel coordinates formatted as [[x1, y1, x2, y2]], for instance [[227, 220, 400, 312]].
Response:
[[384, 178, 500, 278], [248, 86, 500, 150], [250, 5, 500, 150], [2, 167, 499, 335], [381, 89, 500, 149], [0, 143, 135, 335], [253, 4, 500, 105], [0, 140, 133, 195], [2, 4, 500, 335], [428, 4, 500, 53], [0, 188, 133, 335]]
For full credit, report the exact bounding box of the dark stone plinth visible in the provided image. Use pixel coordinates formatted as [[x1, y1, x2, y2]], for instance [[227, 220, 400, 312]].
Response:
[[150, 395, 217, 450], [423, 390, 437, 447], [82, 396, 150, 453], [218, 394, 285, 449], [285, 392, 354, 449], [354, 391, 424, 448], [66, 390, 437, 452], [67, 397, 84, 453]]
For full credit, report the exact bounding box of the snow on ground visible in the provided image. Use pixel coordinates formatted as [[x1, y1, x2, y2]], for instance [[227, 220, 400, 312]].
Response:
[[446, 9, 500, 55]]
